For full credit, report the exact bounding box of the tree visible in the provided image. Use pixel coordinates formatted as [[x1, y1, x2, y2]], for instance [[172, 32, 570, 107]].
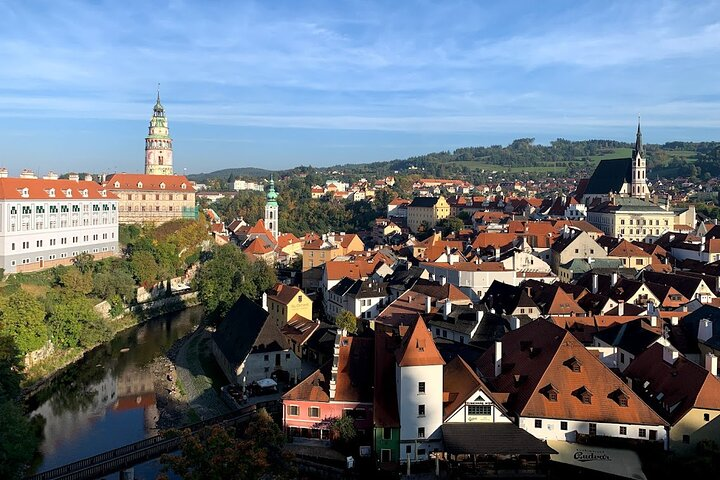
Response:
[[129, 250, 160, 286], [334, 310, 357, 334], [159, 409, 294, 480], [0, 291, 48, 355], [437, 216, 465, 236], [58, 267, 93, 295], [194, 245, 276, 317], [93, 269, 136, 302], [72, 252, 95, 274], [0, 335, 41, 480], [45, 292, 109, 348], [330, 415, 357, 445]]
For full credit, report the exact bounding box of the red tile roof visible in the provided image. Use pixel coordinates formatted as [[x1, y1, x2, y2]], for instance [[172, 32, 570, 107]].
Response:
[[374, 330, 401, 427], [0, 177, 118, 200], [267, 283, 304, 305], [476, 320, 667, 426], [105, 173, 192, 192]]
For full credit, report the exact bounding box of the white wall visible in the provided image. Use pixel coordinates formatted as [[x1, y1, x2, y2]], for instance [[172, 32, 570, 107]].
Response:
[[397, 364, 443, 461], [519, 416, 667, 443]]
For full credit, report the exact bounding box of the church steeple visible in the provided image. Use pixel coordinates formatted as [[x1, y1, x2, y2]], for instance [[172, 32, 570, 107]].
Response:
[[145, 86, 173, 175], [630, 117, 648, 199], [633, 116, 644, 157], [264, 175, 279, 240]]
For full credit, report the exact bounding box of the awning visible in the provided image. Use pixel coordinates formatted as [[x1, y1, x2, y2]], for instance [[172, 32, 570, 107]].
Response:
[[256, 378, 277, 388], [441, 423, 557, 456], [548, 440, 647, 480]]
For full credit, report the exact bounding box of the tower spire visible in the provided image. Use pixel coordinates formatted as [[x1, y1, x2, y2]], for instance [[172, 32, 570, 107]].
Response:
[[157, 83, 161, 103], [635, 115, 643, 156]]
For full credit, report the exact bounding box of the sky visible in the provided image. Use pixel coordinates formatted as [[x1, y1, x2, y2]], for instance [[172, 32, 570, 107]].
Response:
[[0, 0, 719, 175]]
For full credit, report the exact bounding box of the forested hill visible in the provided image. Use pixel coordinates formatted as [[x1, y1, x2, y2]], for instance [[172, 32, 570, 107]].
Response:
[[188, 139, 720, 181]]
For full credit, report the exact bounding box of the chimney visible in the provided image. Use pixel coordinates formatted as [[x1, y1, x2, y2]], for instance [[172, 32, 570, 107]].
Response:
[[671, 316, 679, 326], [663, 346, 679, 365], [699, 318, 713, 343], [440, 275, 446, 286], [262, 292, 268, 311], [425, 296, 432, 314], [592, 273, 599, 294], [476, 310, 484, 324], [43, 171, 59, 180], [701, 236, 706, 252], [618, 300, 625, 316], [0, 167, 7, 178], [510, 316, 520, 330], [494, 341, 502, 377], [68, 173, 80, 182], [449, 254, 454, 266], [443, 300, 452, 320], [20, 169, 36, 179], [494, 247, 500, 261], [611, 271, 618, 287], [706, 353, 718, 377], [84, 174, 93, 182], [650, 315, 658, 328]]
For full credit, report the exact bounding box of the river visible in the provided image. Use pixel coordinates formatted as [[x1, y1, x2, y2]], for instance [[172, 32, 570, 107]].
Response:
[[26, 306, 203, 478]]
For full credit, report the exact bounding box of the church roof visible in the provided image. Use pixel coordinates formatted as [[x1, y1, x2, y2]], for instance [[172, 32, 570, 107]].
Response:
[[583, 158, 632, 195]]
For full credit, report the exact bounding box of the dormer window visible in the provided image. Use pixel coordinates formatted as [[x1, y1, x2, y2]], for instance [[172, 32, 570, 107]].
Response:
[[564, 357, 582, 373], [19, 188, 29, 198], [99, 190, 106, 197], [64, 189, 72, 198], [114, 181, 120, 188], [80, 189, 88, 198], [574, 386, 593, 404], [47, 188, 56, 198], [159, 182, 166, 190], [540, 383, 559, 402], [181, 183, 187, 189], [137, 181, 143, 188], [611, 388, 629, 407]]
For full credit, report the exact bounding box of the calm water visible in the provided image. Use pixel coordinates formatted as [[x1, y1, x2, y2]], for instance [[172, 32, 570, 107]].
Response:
[[27, 306, 203, 477]]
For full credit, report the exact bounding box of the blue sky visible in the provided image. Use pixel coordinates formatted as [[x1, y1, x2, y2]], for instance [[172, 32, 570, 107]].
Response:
[[0, 0, 719, 174]]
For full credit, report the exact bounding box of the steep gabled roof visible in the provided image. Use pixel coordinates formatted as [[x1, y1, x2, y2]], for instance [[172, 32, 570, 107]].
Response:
[[396, 315, 445, 367], [594, 319, 661, 355], [374, 330, 400, 427], [476, 320, 667, 426], [443, 356, 507, 420], [213, 295, 289, 367], [267, 283, 304, 305], [584, 158, 631, 195]]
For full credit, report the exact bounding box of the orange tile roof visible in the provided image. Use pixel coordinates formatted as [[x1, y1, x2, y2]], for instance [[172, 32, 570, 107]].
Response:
[[477, 320, 668, 426], [396, 315, 445, 367], [243, 237, 274, 255], [282, 366, 330, 402], [471, 233, 517, 250], [376, 290, 437, 329], [443, 356, 503, 420], [609, 240, 651, 258], [325, 258, 382, 281], [105, 173, 192, 192], [0, 177, 118, 200], [276, 232, 302, 249], [374, 330, 401, 426], [422, 261, 505, 272], [267, 283, 304, 305]]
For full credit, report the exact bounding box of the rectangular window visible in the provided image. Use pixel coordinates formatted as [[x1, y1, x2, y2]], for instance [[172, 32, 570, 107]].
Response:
[[560, 421, 568, 431], [468, 404, 492, 416], [619, 426, 627, 435], [417, 427, 425, 439], [418, 382, 425, 394], [639, 428, 647, 438], [308, 407, 320, 418], [418, 405, 425, 416], [535, 419, 542, 428], [649, 430, 657, 441], [289, 405, 299, 416], [682, 435, 690, 444], [589, 423, 597, 436], [383, 427, 392, 440], [705, 413, 710, 421]]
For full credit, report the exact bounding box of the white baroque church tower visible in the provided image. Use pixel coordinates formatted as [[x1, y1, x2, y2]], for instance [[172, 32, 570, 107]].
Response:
[[630, 119, 648, 199], [145, 89, 173, 175]]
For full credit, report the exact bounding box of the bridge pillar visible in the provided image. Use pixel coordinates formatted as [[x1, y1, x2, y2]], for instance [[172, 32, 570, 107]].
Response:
[[119, 467, 135, 480]]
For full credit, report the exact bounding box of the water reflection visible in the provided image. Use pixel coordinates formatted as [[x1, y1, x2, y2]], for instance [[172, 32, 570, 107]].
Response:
[[28, 306, 202, 473]]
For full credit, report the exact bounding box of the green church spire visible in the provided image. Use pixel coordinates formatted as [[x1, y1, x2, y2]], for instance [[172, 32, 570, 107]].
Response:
[[266, 175, 278, 205]]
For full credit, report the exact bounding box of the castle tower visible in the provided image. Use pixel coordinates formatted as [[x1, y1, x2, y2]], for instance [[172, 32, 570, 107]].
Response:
[[631, 117, 648, 199], [145, 88, 173, 175], [264, 175, 279, 240]]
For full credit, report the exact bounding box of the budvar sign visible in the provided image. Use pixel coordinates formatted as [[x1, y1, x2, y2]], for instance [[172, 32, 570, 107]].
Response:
[[548, 441, 647, 480]]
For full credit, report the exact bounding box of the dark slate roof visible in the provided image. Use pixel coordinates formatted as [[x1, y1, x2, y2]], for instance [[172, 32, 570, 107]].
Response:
[[594, 319, 661, 355], [589, 196, 670, 214], [680, 305, 720, 350], [409, 196, 441, 208], [329, 276, 357, 296], [427, 305, 508, 348], [387, 265, 425, 290], [213, 295, 289, 367], [642, 271, 706, 300], [482, 281, 538, 315], [584, 158, 631, 195], [441, 423, 556, 455], [349, 278, 388, 299]]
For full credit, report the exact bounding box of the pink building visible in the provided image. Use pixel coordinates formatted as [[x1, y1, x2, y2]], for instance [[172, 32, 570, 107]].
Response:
[[282, 335, 373, 439]]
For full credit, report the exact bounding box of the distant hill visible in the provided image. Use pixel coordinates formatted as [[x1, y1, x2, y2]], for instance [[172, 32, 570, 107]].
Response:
[[187, 167, 279, 183]]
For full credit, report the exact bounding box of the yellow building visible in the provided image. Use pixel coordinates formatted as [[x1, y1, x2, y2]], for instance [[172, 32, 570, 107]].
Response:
[[406, 195, 450, 233], [105, 173, 196, 225], [301, 232, 365, 272], [265, 283, 313, 327]]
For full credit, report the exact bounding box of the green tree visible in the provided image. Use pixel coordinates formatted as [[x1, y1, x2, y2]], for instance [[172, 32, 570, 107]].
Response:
[[437, 216, 465, 236], [72, 252, 95, 274], [46, 292, 109, 348], [330, 414, 357, 446], [58, 267, 93, 295], [159, 409, 294, 480], [93, 269, 136, 302], [0, 291, 48, 355], [194, 245, 277, 317], [334, 310, 357, 334], [130, 250, 160, 286]]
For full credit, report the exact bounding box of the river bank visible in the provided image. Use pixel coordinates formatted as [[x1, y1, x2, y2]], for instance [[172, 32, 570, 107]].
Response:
[[22, 292, 201, 396]]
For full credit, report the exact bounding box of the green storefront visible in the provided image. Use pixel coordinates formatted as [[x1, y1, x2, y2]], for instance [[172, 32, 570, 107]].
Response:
[[374, 426, 400, 463]]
